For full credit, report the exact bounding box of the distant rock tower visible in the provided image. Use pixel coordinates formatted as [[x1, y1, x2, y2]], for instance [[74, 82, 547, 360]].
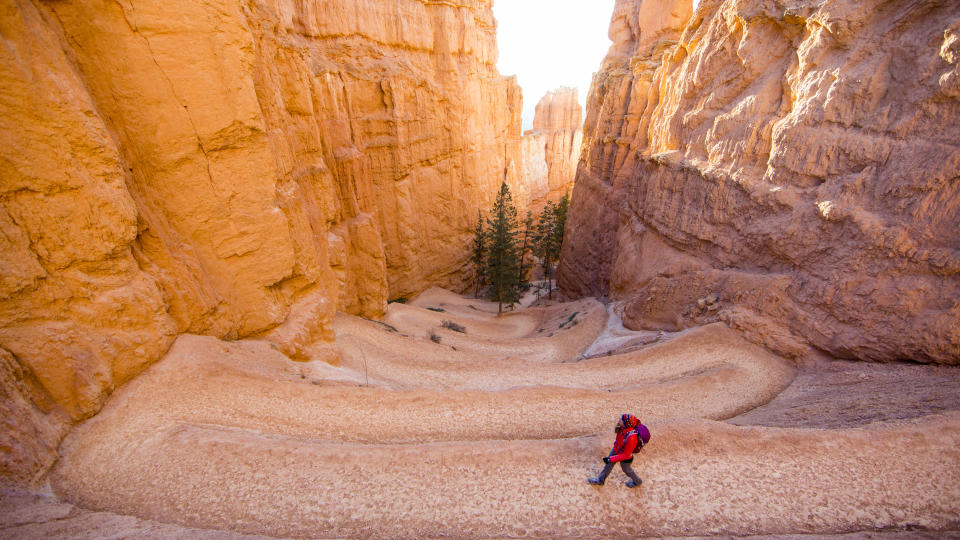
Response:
[[521, 87, 583, 211]]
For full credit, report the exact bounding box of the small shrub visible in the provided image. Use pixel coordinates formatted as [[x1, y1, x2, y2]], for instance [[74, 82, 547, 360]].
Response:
[[389, 297, 408, 304], [441, 320, 466, 333], [429, 332, 442, 344], [559, 311, 580, 329], [427, 307, 445, 313]]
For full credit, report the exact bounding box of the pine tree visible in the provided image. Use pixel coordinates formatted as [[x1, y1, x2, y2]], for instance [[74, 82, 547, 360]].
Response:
[[548, 191, 570, 298], [534, 200, 558, 299], [516, 210, 534, 289], [470, 210, 485, 298], [484, 182, 521, 316], [533, 192, 570, 300], [553, 190, 570, 249]]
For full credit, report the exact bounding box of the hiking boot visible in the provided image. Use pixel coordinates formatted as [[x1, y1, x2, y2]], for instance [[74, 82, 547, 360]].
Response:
[[587, 477, 604, 486], [626, 479, 642, 488]]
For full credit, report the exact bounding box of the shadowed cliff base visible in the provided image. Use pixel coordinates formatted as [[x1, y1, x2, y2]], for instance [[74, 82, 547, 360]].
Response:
[[8, 289, 952, 539]]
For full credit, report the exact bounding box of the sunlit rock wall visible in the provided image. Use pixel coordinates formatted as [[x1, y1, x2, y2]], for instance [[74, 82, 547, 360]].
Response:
[[521, 88, 583, 211], [559, 0, 960, 364], [0, 0, 522, 485]]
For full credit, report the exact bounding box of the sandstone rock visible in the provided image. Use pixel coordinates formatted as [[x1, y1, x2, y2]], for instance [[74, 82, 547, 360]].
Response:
[[521, 88, 583, 210], [559, 0, 960, 363], [521, 132, 550, 207], [0, 0, 523, 484], [608, 0, 693, 58], [0, 349, 70, 486], [532, 87, 582, 133], [0, 0, 179, 485]]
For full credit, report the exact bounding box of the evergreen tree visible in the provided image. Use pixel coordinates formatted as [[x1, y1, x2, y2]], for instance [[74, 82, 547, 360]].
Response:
[[534, 200, 558, 299], [553, 190, 570, 248], [484, 182, 521, 316], [470, 210, 485, 298], [534, 192, 570, 300], [516, 210, 534, 289], [548, 191, 570, 298]]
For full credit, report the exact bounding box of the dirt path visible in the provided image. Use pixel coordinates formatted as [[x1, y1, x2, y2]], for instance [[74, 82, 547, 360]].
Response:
[[5, 488, 957, 540], [21, 290, 960, 538], [731, 356, 960, 429], [0, 488, 273, 540]]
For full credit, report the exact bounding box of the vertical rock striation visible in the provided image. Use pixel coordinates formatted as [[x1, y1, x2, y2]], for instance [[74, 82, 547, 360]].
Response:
[[0, 0, 522, 485], [559, 0, 960, 364], [521, 88, 583, 210]]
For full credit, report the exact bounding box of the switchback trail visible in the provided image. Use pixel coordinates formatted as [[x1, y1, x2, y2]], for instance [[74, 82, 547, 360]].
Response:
[[47, 290, 960, 538]]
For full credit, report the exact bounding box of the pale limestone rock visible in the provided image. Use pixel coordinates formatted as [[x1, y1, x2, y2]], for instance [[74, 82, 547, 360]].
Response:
[[520, 131, 550, 205], [521, 88, 583, 211], [533, 87, 582, 133], [608, 0, 693, 58], [521, 132, 550, 206], [559, 0, 960, 363]]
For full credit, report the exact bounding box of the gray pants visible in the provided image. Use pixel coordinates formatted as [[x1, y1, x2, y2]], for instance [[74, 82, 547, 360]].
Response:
[[597, 458, 642, 484]]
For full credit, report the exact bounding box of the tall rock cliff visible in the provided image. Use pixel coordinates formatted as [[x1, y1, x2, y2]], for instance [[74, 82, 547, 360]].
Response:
[[0, 0, 522, 485], [559, 0, 960, 363], [521, 88, 583, 210]]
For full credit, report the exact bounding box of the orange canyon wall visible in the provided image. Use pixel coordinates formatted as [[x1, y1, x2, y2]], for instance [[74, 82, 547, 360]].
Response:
[[559, 0, 960, 363], [0, 0, 523, 485]]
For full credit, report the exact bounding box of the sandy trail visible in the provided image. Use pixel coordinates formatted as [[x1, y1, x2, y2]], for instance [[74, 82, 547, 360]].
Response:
[[336, 314, 790, 396], [402, 286, 545, 338], [382, 296, 606, 362], [46, 289, 960, 538]]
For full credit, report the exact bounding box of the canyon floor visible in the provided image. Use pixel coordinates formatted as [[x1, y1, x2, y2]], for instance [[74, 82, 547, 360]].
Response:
[[3, 288, 960, 539]]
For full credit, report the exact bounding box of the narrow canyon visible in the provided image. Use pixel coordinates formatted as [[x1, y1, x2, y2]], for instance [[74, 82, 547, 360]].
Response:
[[1, 0, 958, 538]]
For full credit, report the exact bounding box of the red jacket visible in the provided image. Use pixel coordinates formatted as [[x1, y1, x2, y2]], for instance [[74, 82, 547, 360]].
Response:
[[607, 428, 638, 463]]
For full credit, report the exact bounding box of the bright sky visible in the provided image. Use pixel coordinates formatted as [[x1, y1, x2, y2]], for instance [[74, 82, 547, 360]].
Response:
[[493, 0, 616, 131], [493, 0, 698, 131]]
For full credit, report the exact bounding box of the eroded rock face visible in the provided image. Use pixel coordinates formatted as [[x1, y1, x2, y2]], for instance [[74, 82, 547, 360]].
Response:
[[1, 0, 522, 485], [559, 0, 960, 363], [521, 132, 550, 207], [521, 88, 583, 210]]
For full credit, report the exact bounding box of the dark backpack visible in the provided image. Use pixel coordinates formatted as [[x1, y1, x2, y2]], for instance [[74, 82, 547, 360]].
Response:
[[630, 424, 651, 453]]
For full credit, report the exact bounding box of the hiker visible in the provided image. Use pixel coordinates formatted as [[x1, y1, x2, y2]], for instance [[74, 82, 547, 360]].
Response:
[[587, 413, 648, 488]]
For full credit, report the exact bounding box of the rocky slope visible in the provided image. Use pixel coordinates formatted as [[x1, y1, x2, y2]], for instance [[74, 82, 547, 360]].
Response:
[[559, 0, 960, 363], [0, 0, 523, 485], [521, 87, 583, 210]]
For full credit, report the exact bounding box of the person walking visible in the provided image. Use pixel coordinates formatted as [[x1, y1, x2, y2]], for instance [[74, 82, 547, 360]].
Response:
[[587, 413, 648, 487]]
